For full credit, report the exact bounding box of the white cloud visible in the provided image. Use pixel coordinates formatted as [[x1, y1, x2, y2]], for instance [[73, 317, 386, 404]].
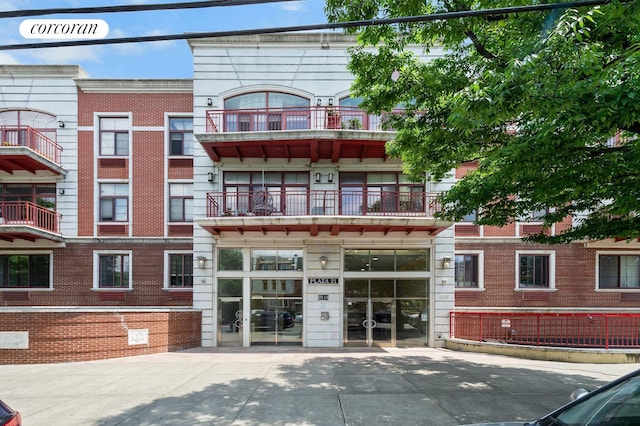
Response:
[[281, 1, 306, 12], [0, 0, 22, 11], [0, 52, 20, 64], [29, 44, 104, 64], [110, 28, 176, 55]]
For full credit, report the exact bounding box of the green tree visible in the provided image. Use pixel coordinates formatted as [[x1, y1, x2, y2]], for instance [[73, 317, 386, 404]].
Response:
[[325, 0, 640, 243]]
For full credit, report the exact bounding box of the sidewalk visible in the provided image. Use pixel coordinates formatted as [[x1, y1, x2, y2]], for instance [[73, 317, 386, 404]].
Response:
[[1, 347, 638, 425]]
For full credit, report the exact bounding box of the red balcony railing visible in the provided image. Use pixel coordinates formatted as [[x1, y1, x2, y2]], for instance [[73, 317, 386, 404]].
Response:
[[0, 201, 60, 234], [0, 126, 63, 164], [205, 106, 401, 133], [450, 311, 640, 349], [206, 189, 440, 218]]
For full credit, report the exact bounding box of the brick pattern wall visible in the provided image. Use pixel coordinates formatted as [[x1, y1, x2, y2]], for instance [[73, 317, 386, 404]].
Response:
[[1, 242, 193, 307], [0, 310, 201, 364], [455, 242, 640, 308], [77, 90, 193, 238]]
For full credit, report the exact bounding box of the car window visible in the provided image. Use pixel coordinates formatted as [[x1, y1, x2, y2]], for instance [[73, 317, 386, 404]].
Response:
[[553, 377, 640, 425]]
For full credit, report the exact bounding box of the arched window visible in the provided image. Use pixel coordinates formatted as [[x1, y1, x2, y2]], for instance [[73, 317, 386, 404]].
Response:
[[0, 110, 57, 142], [224, 92, 310, 131]]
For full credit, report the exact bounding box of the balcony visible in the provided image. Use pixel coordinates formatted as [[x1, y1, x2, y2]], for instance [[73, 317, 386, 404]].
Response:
[[200, 106, 400, 162], [197, 189, 452, 236], [0, 201, 63, 242], [0, 126, 66, 176]]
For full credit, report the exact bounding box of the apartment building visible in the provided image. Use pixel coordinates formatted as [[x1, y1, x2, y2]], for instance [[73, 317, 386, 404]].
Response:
[[189, 34, 454, 348], [0, 65, 200, 363], [1, 34, 638, 362]]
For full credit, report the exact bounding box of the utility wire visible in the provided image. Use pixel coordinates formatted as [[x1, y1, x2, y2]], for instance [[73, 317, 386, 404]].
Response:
[[0, 0, 610, 51], [0, 0, 299, 19]]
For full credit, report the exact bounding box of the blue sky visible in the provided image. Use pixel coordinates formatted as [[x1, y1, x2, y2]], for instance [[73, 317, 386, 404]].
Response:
[[0, 0, 329, 78]]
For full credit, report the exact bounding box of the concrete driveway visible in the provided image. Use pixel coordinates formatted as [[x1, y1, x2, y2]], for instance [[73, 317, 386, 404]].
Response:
[[0, 347, 638, 425]]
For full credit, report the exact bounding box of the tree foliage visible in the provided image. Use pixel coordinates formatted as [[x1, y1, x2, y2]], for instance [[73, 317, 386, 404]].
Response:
[[325, 0, 640, 243]]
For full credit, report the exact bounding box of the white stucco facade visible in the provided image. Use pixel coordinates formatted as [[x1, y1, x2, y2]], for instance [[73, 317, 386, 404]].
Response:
[[189, 34, 454, 349]]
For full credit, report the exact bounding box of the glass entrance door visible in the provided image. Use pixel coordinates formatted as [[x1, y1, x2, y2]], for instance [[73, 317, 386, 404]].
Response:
[[250, 279, 302, 346], [218, 278, 243, 346], [345, 300, 367, 345], [344, 278, 428, 347], [344, 299, 394, 347], [371, 300, 393, 346], [218, 297, 242, 346]]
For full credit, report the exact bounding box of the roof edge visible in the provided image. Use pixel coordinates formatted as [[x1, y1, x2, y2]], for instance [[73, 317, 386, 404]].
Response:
[[0, 65, 88, 78]]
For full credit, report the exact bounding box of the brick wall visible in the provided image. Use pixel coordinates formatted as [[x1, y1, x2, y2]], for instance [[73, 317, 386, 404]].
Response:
[[0, 310, 201, 364], [1, 242, 193, 307], [76, 90, 193, 238], [455, 242, 640, 309]]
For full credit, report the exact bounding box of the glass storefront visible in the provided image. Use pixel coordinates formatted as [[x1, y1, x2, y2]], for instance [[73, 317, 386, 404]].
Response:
[[343, 249, 430, 347], [344, 279, 428, 347], [214, 247, 430, 348], [251, 279, 302, 346]]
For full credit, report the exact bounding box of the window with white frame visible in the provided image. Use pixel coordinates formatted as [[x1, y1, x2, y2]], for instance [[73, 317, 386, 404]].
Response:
[[0, 253, 51, 289], [99, 183, 128, 222], [169, 183, 193, 222], [167, 253, 193, 288], [169, 117, 193, 156], [99, 117, 129, 156], [455, 252, 483, 289], [251, 249, 303, 271], [520, 207, 549, 223], [218, 248, 243, 271], [517, 251, 555, 289], [96, 252, 131, 289], [598, 253, 640, 289]]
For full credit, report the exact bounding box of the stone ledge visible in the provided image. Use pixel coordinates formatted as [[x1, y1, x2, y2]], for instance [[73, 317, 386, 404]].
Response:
[[446, 338, 640, 364]]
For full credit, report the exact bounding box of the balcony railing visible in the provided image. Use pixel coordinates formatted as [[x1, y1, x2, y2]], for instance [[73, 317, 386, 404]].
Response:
[[206, 189, 440, 218], [205, 106, 401, 133], [450, 311, 640, 349], [0, 126, 63, 164], [0, 201, 60, 234]]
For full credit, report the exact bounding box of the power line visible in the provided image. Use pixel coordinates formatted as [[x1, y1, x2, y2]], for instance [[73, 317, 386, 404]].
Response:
[[0, 0, 299, 19], [0, 0, 610, 51]]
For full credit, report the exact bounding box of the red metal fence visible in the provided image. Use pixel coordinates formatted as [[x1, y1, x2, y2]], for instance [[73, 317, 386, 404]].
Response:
[[450, 311, 640, 349], [0, 125, 63, 164], [206, 189, 440, 218], [0, 202, 60, 234], [205, 106, 401, 133]]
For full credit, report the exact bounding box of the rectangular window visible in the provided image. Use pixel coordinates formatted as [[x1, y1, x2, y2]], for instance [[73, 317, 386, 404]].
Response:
[[0, 254, 50, 288], [251, 249, 303, 271], [169, 183, 193, 222], [98, 254, 130, 288], [599, 255, 640, 289], [344, 249, 428, 272], [339, 172, 425, 214], [99, 117, 129, 156], [99, 183, 128, 222], [519, 254, 550, 288], [218, 248, 243, 271], [169, 254, 193, 288], [455, 254, 479, 288], [169, 117, 193, 156]]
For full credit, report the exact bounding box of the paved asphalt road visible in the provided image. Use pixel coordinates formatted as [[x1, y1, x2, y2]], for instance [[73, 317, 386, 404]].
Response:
[[1, 347, 638, 425]]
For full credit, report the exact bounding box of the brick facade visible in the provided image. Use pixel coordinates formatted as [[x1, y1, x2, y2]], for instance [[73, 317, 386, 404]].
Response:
[[0, 310, 201, 364]]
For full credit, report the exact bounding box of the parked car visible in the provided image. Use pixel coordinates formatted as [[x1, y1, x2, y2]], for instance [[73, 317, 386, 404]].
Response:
[[467, 368, 640, 425], [0, 400, 20, 426], [251, 310, 295, 331]]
